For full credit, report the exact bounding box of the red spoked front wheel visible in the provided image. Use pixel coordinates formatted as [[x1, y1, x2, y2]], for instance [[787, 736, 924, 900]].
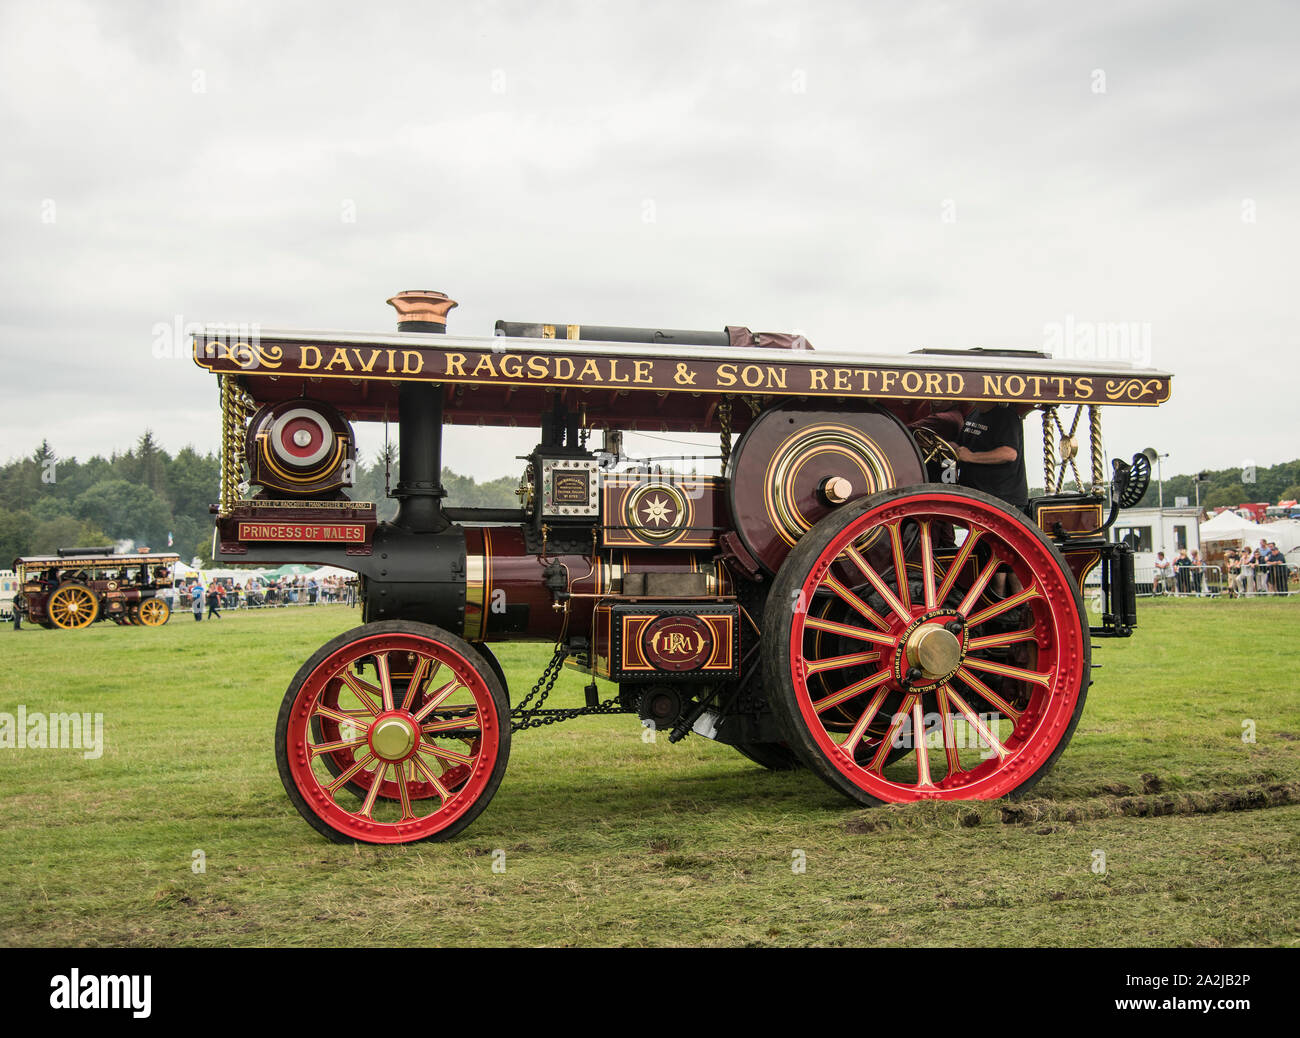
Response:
[[764, 485, 1090, 804], [275, 621, 510, 843]]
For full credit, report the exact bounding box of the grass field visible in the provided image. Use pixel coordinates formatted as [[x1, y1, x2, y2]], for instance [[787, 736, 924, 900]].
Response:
[[2, 597, 1298, 947]]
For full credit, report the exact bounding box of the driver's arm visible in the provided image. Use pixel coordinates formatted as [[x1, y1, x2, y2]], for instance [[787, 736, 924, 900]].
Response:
[[956, 444, 1018, 465]]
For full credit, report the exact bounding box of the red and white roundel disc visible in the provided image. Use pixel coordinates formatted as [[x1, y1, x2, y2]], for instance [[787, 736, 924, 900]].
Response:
[[269, 407, 333, 467]]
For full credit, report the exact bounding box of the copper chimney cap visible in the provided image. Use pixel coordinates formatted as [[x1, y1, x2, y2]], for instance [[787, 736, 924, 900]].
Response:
[[387, 290, 458, 332]]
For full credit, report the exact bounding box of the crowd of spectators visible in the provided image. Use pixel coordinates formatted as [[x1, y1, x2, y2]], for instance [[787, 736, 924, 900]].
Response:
[[1151, 541, 1292, 597], [166, 575, 359, 620], [1223, 540, 1291, 598]]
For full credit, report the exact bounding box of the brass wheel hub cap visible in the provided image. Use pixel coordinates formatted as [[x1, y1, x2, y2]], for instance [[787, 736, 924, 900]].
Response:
[[821, 476, 854, 505], [904, 623, 962, 682], [370, 717, 418, 761]]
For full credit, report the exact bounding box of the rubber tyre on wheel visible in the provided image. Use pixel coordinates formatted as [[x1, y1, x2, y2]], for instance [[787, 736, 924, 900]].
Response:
[[276, 620, 511, 844], [763, 485, 1090, 805], [472, 642, 510, 703], [731, 741, 803, 770]]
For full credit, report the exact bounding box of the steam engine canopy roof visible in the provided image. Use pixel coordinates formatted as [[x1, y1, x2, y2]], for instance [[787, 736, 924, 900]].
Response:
[[194, 327, 1172, 432]]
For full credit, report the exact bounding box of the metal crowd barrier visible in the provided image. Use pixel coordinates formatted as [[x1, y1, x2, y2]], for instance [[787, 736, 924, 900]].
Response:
[[168, 588, 361, 612], [1127, 562, 1295, 597], [1217, 560, 1297, 598]]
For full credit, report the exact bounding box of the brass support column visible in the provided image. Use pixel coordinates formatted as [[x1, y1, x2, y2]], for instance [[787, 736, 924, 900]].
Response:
[[1042, 407, 1057, 495], [1088, 405, 1105, 494], [218, 376, 248, 515]]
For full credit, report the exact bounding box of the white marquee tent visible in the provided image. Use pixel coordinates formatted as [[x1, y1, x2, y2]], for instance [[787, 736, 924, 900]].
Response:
[[172, 560, 275, 583], [1200, 512, 1300, 556], [1258, 519, 1300, 554], [1199, 510, 1266, 543], [307, 565, 357, 580]]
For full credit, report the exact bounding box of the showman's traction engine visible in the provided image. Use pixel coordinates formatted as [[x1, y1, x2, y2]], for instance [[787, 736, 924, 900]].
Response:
[[194, 289, 1171, 843]]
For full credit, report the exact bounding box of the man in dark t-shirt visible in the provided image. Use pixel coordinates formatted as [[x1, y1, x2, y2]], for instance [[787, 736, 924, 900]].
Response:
[[1173, 549, 1193, 595], [955, 402, 1029, 603], [1267, 542, 1287, 594], [956, 403, 1028, 510]]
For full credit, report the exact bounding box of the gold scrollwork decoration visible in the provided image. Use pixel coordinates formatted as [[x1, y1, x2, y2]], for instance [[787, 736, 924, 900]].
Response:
[[204, 340, 284, 371], [1104, 378, 1162, 402]]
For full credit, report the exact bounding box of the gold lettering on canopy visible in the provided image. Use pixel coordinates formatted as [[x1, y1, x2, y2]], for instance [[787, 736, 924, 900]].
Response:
[[193, 339, 1169, 406]]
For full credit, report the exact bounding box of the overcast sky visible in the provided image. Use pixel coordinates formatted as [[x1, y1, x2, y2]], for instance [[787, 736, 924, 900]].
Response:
[[1, 0, 1296, 490]]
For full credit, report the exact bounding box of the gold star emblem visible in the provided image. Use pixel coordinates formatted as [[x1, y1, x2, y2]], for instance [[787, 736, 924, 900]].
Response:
[[642, 496, 674, 527]]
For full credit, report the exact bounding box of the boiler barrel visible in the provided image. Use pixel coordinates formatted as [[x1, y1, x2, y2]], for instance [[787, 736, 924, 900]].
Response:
[[462, 526, 732, 644]]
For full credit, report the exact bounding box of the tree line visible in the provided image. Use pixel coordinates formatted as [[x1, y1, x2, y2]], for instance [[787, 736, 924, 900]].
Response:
[[1030, 460, 1299, 510], [1123, 459, 1299, 511]]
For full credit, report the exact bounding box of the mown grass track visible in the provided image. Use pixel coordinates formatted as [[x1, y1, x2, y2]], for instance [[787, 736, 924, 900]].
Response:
[[1, 597, 1297, 946]]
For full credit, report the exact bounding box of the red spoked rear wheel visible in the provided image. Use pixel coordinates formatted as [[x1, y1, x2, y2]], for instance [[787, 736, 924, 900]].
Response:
[[276, 621, 510, 843], [764, 485, 1090, 804]]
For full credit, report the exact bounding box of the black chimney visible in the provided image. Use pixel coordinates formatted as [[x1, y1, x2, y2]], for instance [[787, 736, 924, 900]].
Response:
[[386, 291, 456, 533]]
